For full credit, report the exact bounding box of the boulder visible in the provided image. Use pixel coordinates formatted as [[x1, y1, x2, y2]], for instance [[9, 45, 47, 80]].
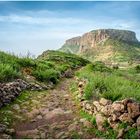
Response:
[[83, 120, 92, 128], [5, 128, 15, 135], [96, 113, 106, 131], [85, 103, 92, 110], [0, 124, 7, 133], [127, 102, 140, 118], [117, 128, 124, 139], [122, 98, 134, 106], [99, 98, 112, 106], [93, 101, 103, 111], [78, 82, 84, 88], [111, 102, 125, 113], [136, 116, 140, 128], [119, 113, 134, 123], [101, 105, 112, 116]]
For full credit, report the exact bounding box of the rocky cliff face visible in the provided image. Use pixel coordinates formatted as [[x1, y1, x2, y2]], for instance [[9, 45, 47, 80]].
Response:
[[60, 29, 140, 63]]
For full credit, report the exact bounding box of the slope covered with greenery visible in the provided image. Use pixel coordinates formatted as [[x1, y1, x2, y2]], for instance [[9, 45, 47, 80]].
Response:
[[74, 61, 140, 101], [0, 50, 89, 83]]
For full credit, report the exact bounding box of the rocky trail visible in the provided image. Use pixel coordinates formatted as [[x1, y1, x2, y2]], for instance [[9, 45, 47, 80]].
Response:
[[0, 76, 96, 139]]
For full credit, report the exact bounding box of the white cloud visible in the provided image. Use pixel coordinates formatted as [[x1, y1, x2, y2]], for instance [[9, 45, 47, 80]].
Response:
[[0, 7, 139, 56], [0, 14, 90, 25]]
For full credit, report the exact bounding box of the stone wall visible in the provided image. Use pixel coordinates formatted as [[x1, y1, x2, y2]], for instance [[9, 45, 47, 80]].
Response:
[[0, 79, 49, 108], [75, 77, 140, 138]]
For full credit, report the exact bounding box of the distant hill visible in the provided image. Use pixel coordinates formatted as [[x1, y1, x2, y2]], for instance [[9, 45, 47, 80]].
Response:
[[59, 29, 140, 64]]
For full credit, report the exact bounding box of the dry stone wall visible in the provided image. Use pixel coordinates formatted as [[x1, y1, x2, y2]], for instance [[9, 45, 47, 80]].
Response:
[[75, 77, 140, 138], [0, 79, 49, 108]]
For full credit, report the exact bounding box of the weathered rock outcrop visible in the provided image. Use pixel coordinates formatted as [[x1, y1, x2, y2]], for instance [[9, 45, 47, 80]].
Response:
[[60, 29, 140, 63], [62, 29, 138, 53]]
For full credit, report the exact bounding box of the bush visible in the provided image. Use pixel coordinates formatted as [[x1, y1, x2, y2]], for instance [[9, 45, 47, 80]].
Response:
[[17, 58, 36, 68], [92, 61, 112, 72], [0, 64, 20, 82], [32, 69, 60, 84], [135, 65, 140, 73], [56, 64, 70, 73], [76, 64, 140, 101]]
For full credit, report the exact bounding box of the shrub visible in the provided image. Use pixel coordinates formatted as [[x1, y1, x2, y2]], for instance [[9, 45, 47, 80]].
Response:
[[0, 64, 20, 82], [76, 64, 140, 102], [17, 58, 36, 68], [56, 64, 70, 73], [135, 65, 140, 73], [91, 61, 112, 72], [32, 69, 60, 84]]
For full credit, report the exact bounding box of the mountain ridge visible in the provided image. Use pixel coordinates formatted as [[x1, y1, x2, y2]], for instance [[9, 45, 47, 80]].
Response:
[[59, 29, 140, 64]]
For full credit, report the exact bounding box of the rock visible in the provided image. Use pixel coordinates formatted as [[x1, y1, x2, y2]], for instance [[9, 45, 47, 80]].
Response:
[[68, 123, 77, 132], [44, 108, 65, 120], [119, 113, 133, 123], [109, 122, 119, 130], [36, 115, 42, 120], [93, 101, 103, 111], [40, 108, 49, 116], [1, 133, 12, 139], [55, 131, 65, 138], [80, 118, 87, 123], [84, 102, 92, 110], [136, 116, 140, 128], [137, 130, 140, 138], [132, 123, 137, 128], [117, 128, 124, 139], [78, 82, 84, 88], [96, 113, 106, 131], [40, 132, 46, 139], [64, 69, 74, 78], [111, 102, 125, 113], [111, 113, 118, 121], [0, 124, 7, 133], [124, 126, 131, 132], [122, 98, 134, 106], [12, 104, 20, 110], [127, 102, 140, 118], [99, 98, 112, 106], [83, 120, 92, 128], [101, 105, 112, 116], [17, 129, 39, 138], [5, 128, 15, 135]]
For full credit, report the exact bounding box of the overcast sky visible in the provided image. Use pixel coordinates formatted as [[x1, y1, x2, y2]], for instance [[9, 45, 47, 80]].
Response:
[[0, 1, 140, 56]]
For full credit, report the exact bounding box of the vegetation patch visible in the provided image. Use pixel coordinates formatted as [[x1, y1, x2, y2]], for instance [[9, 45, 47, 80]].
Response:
[[76, 62, 140, 101], [0, 50, 89, 83]]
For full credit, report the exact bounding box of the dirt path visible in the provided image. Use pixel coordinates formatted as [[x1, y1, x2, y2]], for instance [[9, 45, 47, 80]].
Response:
[[13, 77, 96, 139]]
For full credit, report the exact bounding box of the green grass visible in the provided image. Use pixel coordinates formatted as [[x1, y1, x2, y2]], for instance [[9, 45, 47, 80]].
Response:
[[0, 90, 48, 126], [76, 62, 140, 101], [0, 50, 89, 83], [0, 64, 20, 82], [80, 110, 117, 138], [32, 69, 60, 84]]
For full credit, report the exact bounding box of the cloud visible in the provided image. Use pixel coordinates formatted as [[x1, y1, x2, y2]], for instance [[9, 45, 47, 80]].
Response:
[[0, 2, 140, 56], [0, 14, 90, 26]]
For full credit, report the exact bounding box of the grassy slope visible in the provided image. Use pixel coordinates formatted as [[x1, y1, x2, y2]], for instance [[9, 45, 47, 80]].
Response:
[[75, 61, 140, 101], [70, 62, 140, 138], [0, 50, 89, 83], [59, 39, 140, 63]]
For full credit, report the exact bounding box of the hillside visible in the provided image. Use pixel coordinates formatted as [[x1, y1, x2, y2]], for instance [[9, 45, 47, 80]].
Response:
[[0, 50, 89, 83], [59, 29, 140, 64], [1, 50, 140, 139]]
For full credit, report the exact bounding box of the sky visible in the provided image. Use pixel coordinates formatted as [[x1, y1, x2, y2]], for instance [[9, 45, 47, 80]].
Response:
[[0, 1, 140, 56]]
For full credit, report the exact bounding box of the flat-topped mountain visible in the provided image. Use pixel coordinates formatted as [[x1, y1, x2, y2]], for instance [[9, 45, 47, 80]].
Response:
[[59, 29, 140, 63]]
